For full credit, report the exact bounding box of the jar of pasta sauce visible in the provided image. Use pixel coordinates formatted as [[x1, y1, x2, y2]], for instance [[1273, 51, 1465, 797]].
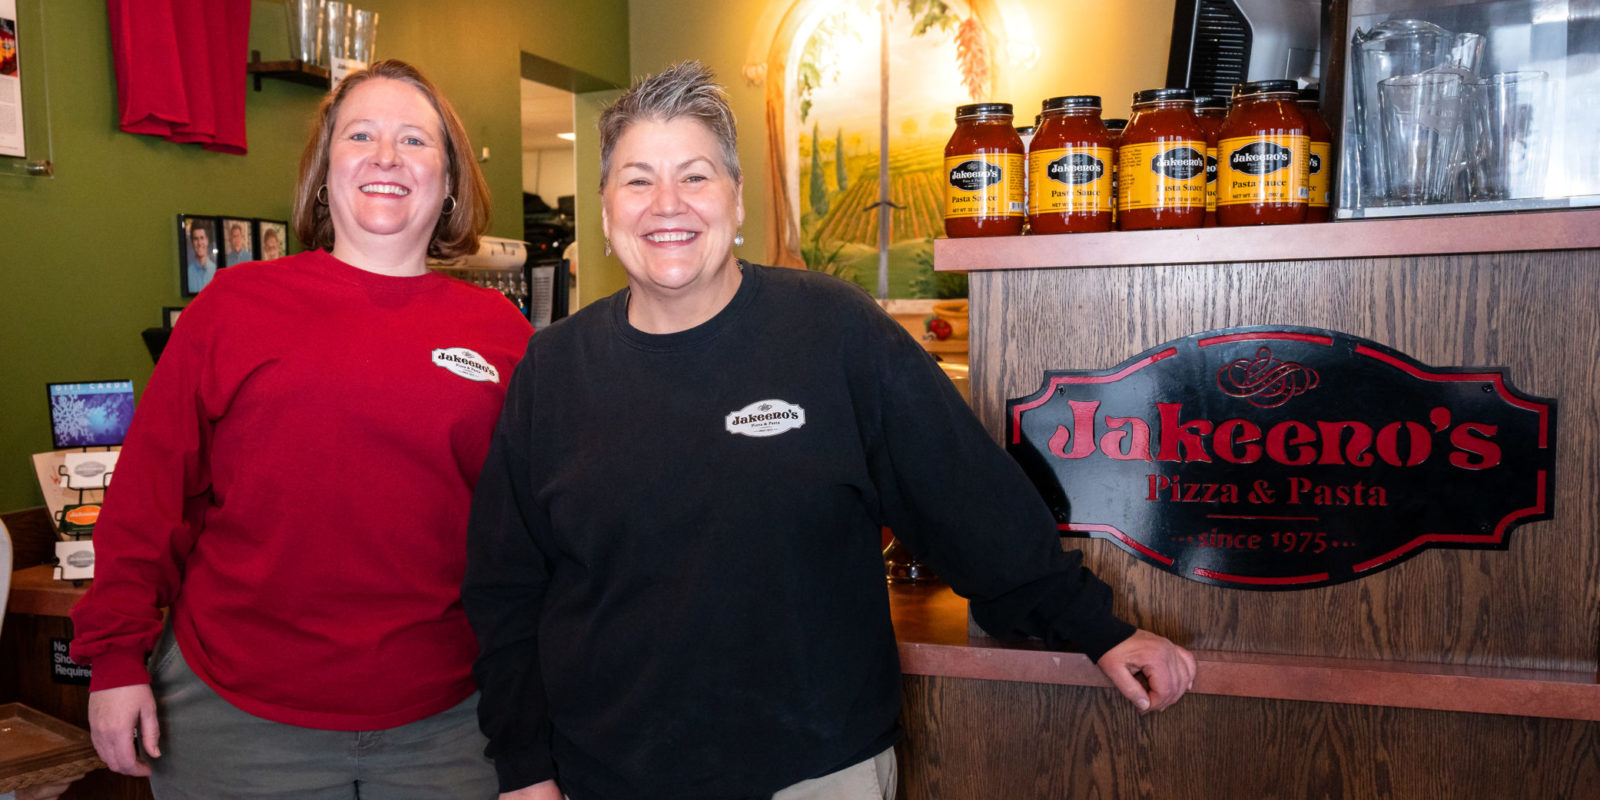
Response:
[[944, 103, 1024, 237], [1117, 89, 1206, 230], [1029, 96, 1114, 234], [1298, 87, 1335, 222], [1104, 118, 1127, 227], [1217, 80, 1309, 226], [1195, 95, 1227, 227]]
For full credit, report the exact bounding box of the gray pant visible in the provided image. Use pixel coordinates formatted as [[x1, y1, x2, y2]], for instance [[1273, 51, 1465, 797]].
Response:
[[146, 628, 497, 799]]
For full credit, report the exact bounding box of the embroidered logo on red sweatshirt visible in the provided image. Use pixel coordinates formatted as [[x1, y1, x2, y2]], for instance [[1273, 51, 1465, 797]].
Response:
[[431, 348, 500, 383]]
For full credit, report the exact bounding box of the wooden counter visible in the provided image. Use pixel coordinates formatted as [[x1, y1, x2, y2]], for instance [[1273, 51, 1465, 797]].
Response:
[[9, 565, 85, 618], [3, 508, 152, 800], [888, 582, 1600, 722], [903, 209, 1600, 799]]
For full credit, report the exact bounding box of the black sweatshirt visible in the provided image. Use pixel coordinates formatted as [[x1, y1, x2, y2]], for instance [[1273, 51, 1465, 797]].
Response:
[[463, 262, 1135, 800]]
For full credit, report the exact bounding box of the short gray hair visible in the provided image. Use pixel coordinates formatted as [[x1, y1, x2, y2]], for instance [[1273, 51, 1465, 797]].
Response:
[[598, 61, 741, 189]]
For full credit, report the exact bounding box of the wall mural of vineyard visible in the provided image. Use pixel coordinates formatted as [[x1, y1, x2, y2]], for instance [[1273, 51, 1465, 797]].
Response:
[[793, 0, 989, 298]]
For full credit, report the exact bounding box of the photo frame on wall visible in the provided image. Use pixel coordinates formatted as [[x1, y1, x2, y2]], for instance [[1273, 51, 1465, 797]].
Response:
[[255, 218, 288, 261], [220, 217, 256, 267], [178, 215, 221, 297], [162, 306, 185, 328]]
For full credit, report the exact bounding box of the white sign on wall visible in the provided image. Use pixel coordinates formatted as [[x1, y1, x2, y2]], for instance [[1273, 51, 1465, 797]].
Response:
[[0, 0, 26, 158]]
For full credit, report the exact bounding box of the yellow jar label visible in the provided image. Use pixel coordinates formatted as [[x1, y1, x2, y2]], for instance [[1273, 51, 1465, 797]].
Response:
[[1308, 141, 1332, 208], [1205, 145, 1219, 213], [1118, 140, 1207, 212], [1111, 158, 1119, 224], [945, 154, 1024, 219], [1029, 147, 1113, 215], [1218, 134, 1310, 206]]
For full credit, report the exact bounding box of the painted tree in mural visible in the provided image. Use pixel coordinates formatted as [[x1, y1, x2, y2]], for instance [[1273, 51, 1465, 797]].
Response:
[[810, 120, 829, 218], [835, 127, 848, 193], [794, 0, 989, 297], [954, 17, 989, 101]]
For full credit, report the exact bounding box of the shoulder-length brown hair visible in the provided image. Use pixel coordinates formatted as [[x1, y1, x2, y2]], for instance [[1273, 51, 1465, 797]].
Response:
[[290, 60, 489, 259]]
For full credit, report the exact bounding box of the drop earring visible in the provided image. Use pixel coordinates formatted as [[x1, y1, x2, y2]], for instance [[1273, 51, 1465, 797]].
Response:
[[605, 239, 613, 257], [733, 230, 745, 247]]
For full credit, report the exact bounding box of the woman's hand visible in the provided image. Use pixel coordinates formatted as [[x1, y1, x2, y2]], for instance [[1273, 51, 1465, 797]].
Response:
[[1095, 628, 1197, 714], [500, 779, 562, 800], [88, 684, 162, 776]]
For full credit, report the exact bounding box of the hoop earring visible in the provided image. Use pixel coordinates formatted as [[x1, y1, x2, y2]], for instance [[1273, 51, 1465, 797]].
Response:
[[316, 185, 329, 205], [441, 195, 457, 215], [733, 230, 745, 248], [604, 239, 613, 257]]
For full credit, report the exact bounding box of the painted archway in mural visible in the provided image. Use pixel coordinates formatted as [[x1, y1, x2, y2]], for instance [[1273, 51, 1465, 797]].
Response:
[[747, 0, 1034, 297]]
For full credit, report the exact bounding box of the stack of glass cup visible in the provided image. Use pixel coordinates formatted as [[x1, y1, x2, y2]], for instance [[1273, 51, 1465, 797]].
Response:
[[1351, 18, 1551, 206], [285, 0, 379, 69]]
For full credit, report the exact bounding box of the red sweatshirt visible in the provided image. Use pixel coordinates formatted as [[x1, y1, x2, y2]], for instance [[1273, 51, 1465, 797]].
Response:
[[71, 250, 532, 730]]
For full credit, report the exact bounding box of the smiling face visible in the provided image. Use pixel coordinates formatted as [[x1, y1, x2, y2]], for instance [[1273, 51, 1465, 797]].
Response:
[[602, 116, 744, 309], [325, 77, 448, 271], [262, 228, 283, 260], [190, 225, 210, 263], [228, 223, 245, 252]]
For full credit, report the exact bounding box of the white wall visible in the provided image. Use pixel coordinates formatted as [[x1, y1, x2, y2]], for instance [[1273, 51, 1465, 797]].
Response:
[[522, 146, 577, 207]]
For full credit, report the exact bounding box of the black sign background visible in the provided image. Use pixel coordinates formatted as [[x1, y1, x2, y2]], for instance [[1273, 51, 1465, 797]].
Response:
[[51, 638, 91, 685], [1006, 326, 1557, 590]]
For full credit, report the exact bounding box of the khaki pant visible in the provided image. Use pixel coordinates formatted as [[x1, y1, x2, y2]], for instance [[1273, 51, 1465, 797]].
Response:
[[771, 747, 898, 800], [559, 747, 898, 800]]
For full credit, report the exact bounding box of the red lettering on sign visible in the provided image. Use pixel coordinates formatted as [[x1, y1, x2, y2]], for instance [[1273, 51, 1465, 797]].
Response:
[[1449, 423, 1502, 469], [1156, 403, 1214, 462], [1047, 400, 1100, 459], [1102, 416, 1153, 460], [1214, 419, 1263, 464], [1265, 421, 1317, 466]]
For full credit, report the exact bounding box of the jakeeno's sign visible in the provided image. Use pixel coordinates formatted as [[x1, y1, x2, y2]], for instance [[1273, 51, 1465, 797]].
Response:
[[1006, 327, 1557, 589]]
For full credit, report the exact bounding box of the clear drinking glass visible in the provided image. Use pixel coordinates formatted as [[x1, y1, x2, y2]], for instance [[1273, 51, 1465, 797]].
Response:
[[285, 0, 325, 64], [1472, 71, 1551, 201], [321, 1, 351, 66], [350, 9, 379, 64], [1379, 71, 1467, 205], [1349, 20, 1484, 208]]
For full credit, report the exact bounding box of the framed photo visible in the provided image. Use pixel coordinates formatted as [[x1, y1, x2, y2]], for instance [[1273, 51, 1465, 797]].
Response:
[[255, 218, 288, 261], [178, 215, 221, 297], [162, 306, 185, 328], [221, 217, 256, 267]]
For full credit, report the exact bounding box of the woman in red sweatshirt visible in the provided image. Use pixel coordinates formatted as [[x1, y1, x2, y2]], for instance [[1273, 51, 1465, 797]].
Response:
[[70, 60, 532, 799]]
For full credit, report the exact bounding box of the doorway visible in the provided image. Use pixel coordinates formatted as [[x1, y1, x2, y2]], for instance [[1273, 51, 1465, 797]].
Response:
[[520, 78, 578, 315]]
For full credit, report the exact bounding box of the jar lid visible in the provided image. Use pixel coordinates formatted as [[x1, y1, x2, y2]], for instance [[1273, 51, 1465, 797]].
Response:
[[1195, 95, 1228, 110], [1015, 125, 1036, 136], [956, 103, 1013, 119], [1297, 87, 1322, 104], [1103, 118, 1128, 131], [1234, 80, 1300, 98], [1132, 88, 1193, 105], [1042, 95, 1101, 112]]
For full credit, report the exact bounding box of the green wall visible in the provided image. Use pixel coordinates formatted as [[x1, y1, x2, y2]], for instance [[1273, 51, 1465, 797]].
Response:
[[0, 0, 626, 512], [627, 0, 778, 268]]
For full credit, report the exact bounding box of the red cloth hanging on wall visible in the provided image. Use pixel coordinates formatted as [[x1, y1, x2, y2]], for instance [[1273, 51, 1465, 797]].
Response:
[[106, 0, 252, 154]]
